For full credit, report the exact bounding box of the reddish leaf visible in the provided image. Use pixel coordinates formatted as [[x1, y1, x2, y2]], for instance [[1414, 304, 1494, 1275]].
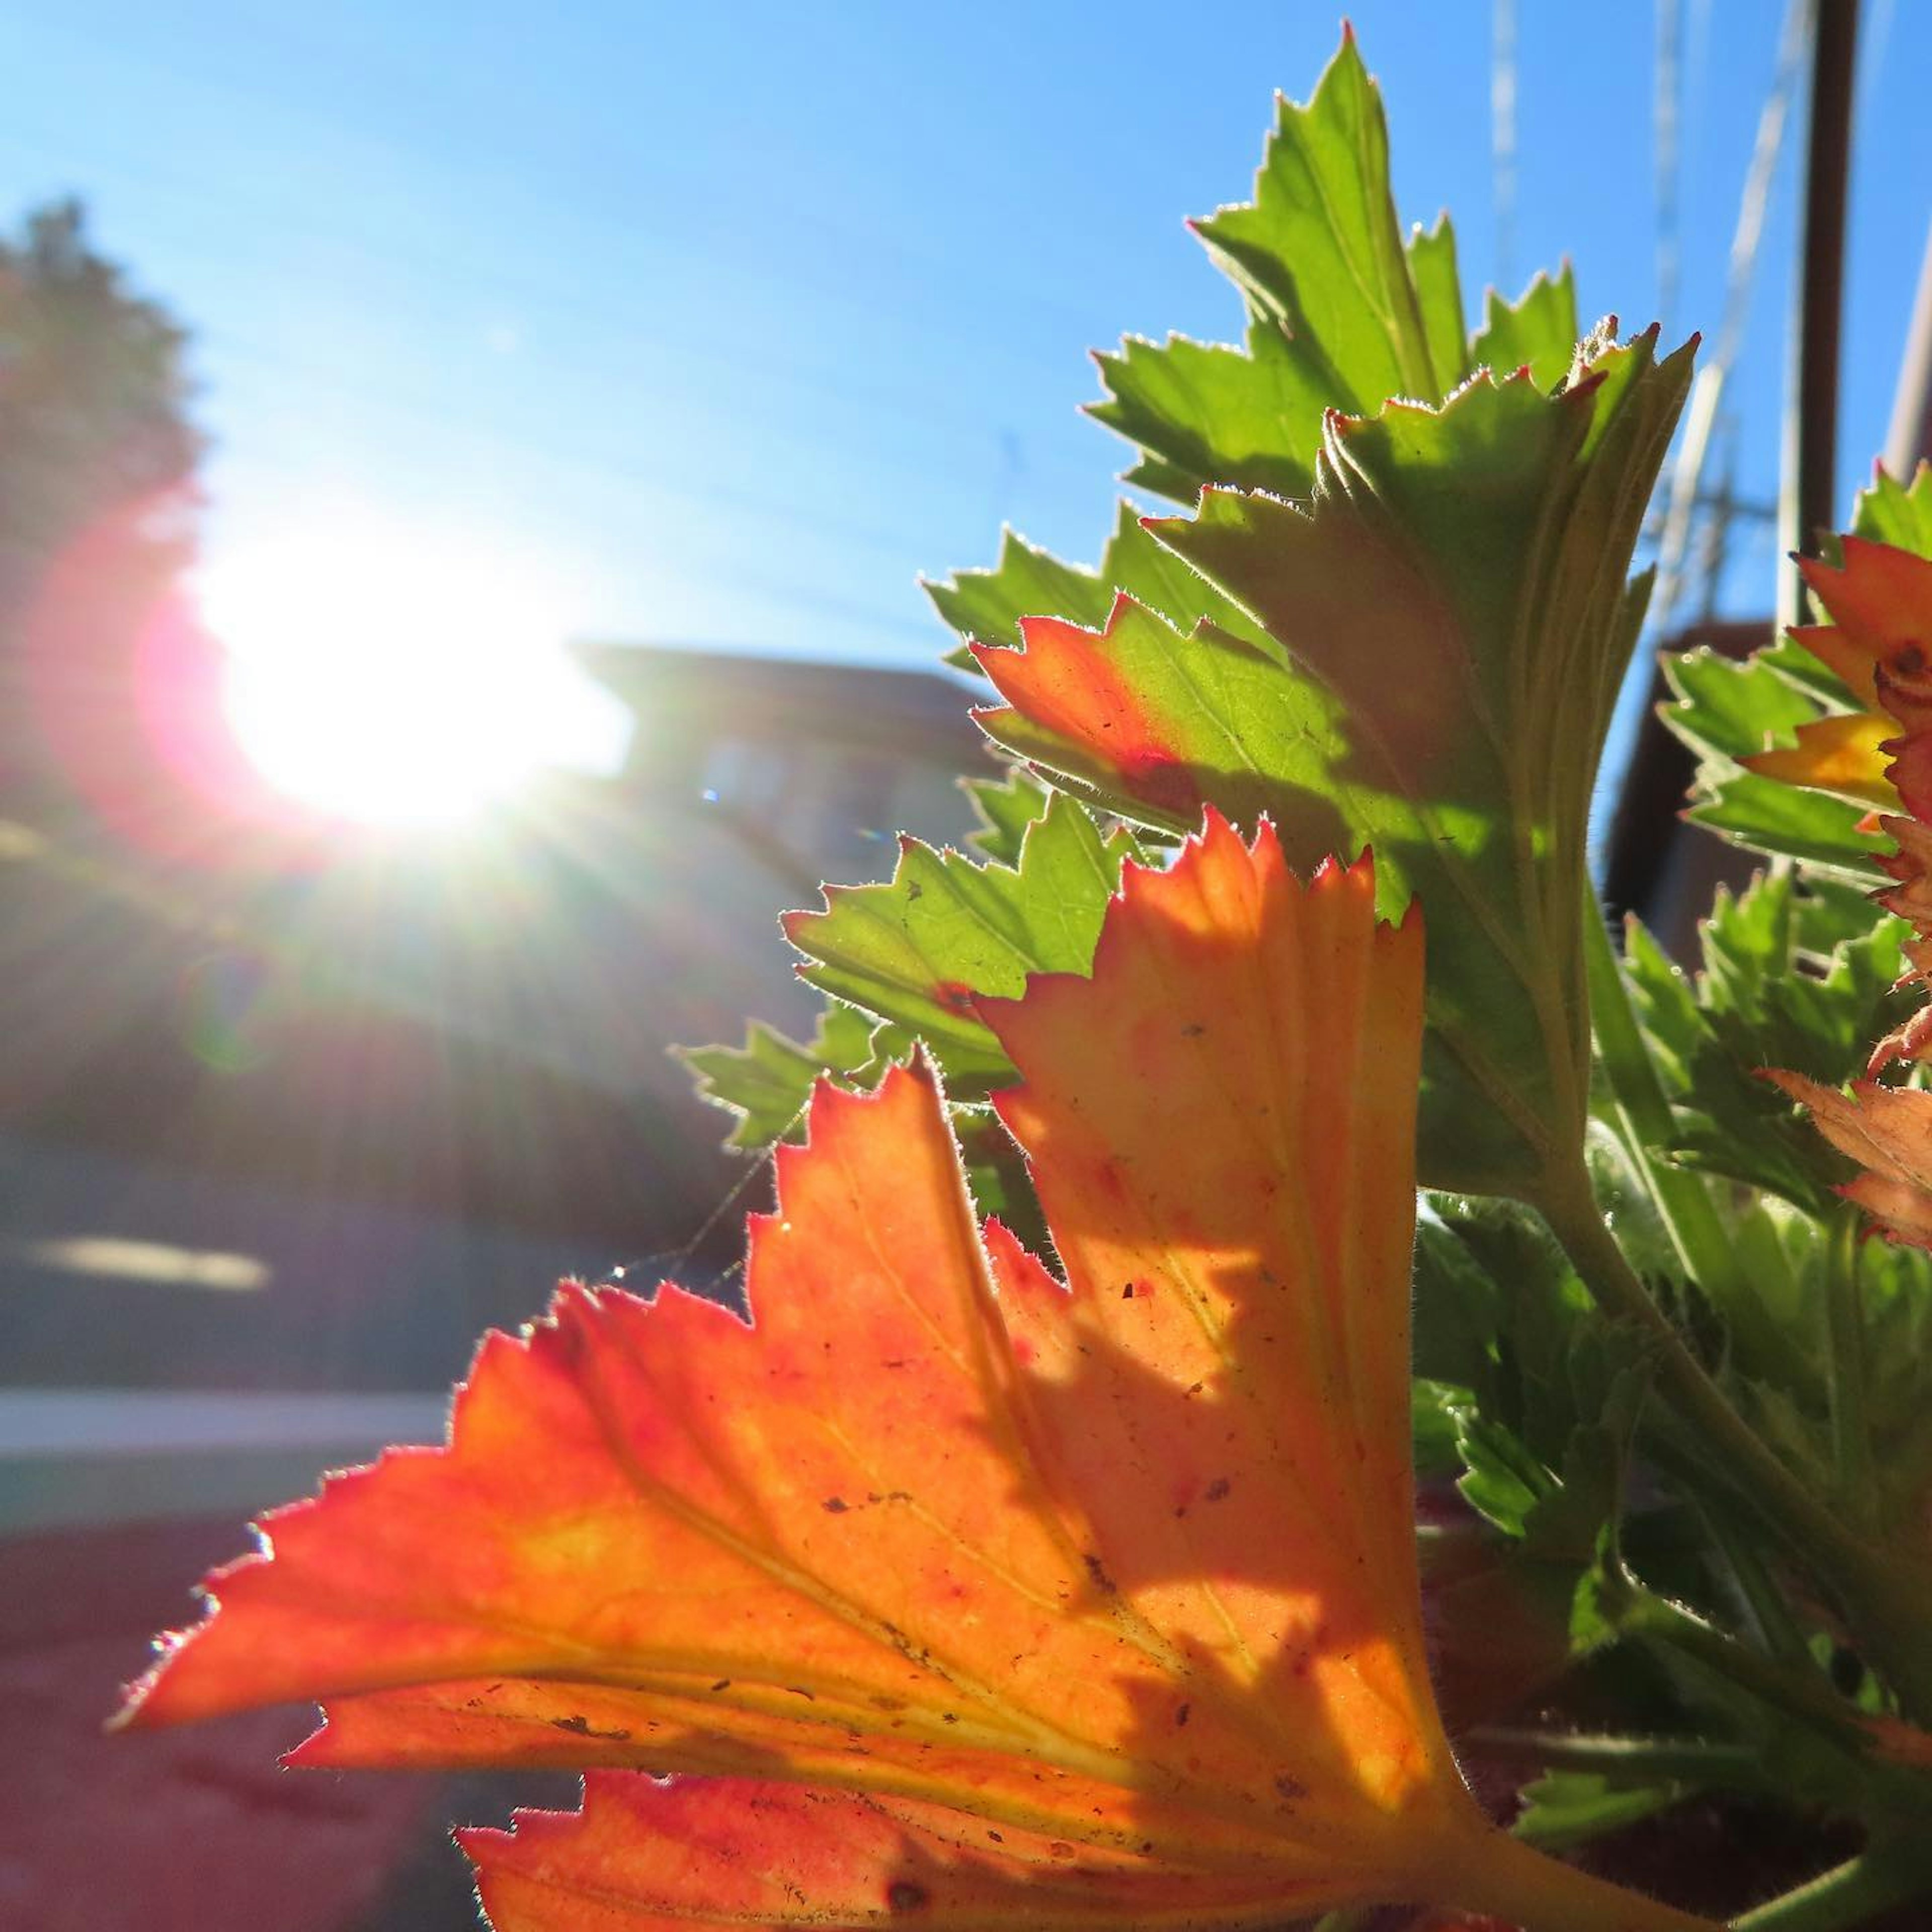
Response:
[[1763, 1071, 1932, 1248], [123, 818, 1695, 1928], [464, 1775, 1292, 1929], [1742, 541, 1932, 811]]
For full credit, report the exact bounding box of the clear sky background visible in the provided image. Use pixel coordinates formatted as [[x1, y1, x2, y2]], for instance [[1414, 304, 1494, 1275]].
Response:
[[2, 0, 1927, 686]]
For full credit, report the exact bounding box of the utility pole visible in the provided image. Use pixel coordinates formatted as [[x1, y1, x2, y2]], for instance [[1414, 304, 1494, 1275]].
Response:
[[1780, 0, 1859, 626]]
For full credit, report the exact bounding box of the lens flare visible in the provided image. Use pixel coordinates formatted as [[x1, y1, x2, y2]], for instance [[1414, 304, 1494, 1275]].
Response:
[[203, 515, 628, 827]]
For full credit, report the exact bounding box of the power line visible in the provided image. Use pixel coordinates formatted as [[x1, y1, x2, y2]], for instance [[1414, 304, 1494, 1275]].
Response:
[[1655, 0, 1684, 336], [1651, 0, 1814, 635], [1491, 0, 1518, 294]]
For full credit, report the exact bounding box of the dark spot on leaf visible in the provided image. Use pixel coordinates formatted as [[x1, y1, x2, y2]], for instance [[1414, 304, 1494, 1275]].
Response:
[[710, 1678, 731, 1693], [1204, 1477, 1232, 1503], [1083, 1553, 1117, 1594], [942, 1712, 958, 1724], [986, 1830, 1004, 1843], [1175, 1702, 1191, 1727], [785, 1686, 817, 1701], [1120, 1282, 1135, 1299], [1275, 1773, 1309, 1801], [1180, 1022, 1207, 1037], [887, 1881, 931, 1912], [1049, 1841, 1075, 1860], [934, 979, 976, 1013], [822, 1496, 850, 1513], [906, 882, 924, 902], [549, 1714, 632, 1741]]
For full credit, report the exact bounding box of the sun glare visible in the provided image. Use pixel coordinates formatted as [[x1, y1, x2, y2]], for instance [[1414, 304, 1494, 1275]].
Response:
[[204, 517, 629, 827]]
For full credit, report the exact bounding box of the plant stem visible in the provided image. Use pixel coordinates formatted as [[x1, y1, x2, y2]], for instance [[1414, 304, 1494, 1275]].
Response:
[[1609, 1580, 1881, 1759], [1434, 1821, 1720, 1932], [1460, 1724, 1758, 1785], [1823, 1205, 1874, 1524], [1579, 906, 1743, 1304], [1732, 1841, 1932, 1932], [1693, 1490, 1815, 1670]]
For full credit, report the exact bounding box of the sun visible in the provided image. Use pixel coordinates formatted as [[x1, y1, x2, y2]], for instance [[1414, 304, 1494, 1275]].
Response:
[[203, 515, 628, 827]]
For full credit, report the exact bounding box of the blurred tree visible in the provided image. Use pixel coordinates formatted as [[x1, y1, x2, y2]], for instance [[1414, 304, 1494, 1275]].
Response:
[[0, 199, 200, 605], [0, 200, 210, 834]]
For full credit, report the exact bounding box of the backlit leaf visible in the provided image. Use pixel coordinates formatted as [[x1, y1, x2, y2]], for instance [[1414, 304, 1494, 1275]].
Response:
[[976, 332, 1694, 1197], [781, 791, 1130, 1096], [1190, 29, 1446, 405], [925, 501, 1266, 673], [127, 819, 1600, 1926], [960, 765, 1055, 865], [677, 1003, 890, 1150], [1621, 872, 1913, 1213], [1853, 459, 1932, 554], [1468, 267, 1579, 392], [465, 1777, 1295, 1930]]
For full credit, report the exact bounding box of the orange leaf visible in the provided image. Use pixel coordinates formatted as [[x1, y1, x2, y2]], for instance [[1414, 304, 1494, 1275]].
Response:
[[463, 1774, 1294, 1929], [1739, 710, 1898, 808], [1763, 1071, 1932, 1248], [1799, 540, 1932, 743], [122, 817, 1707, 1930], [1764, 540, 1932, 1083]]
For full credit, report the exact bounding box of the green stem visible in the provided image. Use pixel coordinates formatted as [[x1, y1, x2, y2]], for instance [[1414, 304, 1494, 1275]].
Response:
[[1693, 1490, 1816, 1671], [1823, 1206, 1874, 1525], [1731, 1841, 1932, 1932], [1610, 1581, 1882, 1760], [1461, 1725, 1758, 1785], [1433, 1820, 1720, 1932]]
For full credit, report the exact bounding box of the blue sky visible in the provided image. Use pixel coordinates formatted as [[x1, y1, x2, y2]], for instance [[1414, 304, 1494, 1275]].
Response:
[[3, 0, 1927, 678]]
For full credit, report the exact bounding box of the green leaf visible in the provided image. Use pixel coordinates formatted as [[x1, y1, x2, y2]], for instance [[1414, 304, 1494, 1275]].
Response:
[[1086, 51, 1582, 516], [1622, 871, 1912, 1213], [1468, 267, 1580, 393], [981, 332, 1694, 1196], [1405, 212, 1470, 393], [925, 526, 1115, 670], [1513, 1770, 1691, 1851], [677, 1004, 896, 1151], [1416, 1193, 1650, 1565], [1412, 1376, 1481, 1481], [960, 766, 1055, 866], [1088, 325, 1333, 506], [1662, 646, 1826, 766], [781, 792, 1129, 1095], [1715, 1199, 1932, 1544], [1852, 460, 1932, 555], [1661, 627, 1892, 874], [1192, 27, 1446, 404], [1684, 768, 1889, 877], [1086, 45, 1583, 517], [924, 501, 1267, 671]]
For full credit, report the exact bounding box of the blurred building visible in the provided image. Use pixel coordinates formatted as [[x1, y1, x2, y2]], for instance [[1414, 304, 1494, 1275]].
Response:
[[1, 638, 984, 1527]]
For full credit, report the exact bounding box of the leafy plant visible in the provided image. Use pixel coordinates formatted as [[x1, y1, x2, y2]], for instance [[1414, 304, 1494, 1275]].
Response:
[[118, 31, 1932, 1932]]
